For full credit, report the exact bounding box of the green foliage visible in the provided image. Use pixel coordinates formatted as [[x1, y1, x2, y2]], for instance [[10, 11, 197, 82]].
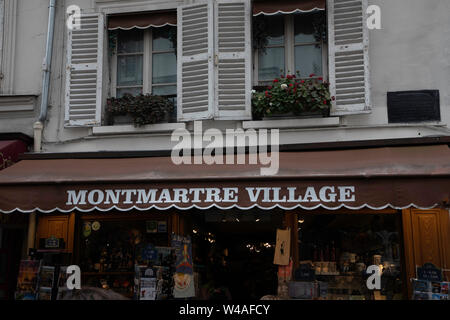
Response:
[[106, 94, 174, 127], [252, 74, 333, 119]]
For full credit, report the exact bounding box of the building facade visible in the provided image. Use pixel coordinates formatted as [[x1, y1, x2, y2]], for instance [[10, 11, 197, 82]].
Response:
[[0, 0, 449, 300]]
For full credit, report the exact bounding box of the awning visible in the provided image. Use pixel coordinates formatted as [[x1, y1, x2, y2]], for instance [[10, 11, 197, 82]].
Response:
[[253, 0, 325, 16], [0, 140, 28, 171], [0, 145, 449, 213], [108, 10, 177, 30]]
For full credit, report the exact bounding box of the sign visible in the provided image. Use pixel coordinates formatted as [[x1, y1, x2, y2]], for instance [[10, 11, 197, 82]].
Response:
[[417, 263, 443, 282], [65, 185, 356, 209], [273, 228, 290, 266], [45, 236, 60, 249]]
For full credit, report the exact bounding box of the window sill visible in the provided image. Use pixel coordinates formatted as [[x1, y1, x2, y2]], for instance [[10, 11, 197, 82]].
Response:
[[91, 122, 185, 136], [242, 117, 340, 130]]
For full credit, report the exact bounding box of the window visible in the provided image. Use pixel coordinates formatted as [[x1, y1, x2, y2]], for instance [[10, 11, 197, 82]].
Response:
[[112, 26, 177, 98], [254, 12, 327, 85]]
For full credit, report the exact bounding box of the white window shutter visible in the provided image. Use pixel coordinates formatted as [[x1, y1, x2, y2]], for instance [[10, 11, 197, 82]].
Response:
[[65, 13, 104, 127], [214, 0, 252, 120], [177, 2, 215, 122], [328, 0, 371, 116]]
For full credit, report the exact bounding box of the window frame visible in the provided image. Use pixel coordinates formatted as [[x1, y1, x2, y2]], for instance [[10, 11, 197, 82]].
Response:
[[110, 28, 176, 98], [253, 14, 328, 86]]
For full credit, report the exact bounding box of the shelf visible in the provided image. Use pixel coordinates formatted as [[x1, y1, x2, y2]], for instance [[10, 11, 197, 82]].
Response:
[[82, 272, 134, 276]]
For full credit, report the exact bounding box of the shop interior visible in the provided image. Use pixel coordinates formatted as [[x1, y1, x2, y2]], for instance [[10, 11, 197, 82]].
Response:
[[71, 210, 406, 300], [296, 212, 406, 300]]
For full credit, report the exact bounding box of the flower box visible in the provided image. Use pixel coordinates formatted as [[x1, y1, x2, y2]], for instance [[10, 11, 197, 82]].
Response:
[[106, 94, 174, 127], [252, 74, 333, 120]]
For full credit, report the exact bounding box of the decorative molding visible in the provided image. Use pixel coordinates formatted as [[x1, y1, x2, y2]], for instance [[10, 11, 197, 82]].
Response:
[[91, 122, 186, 136], [243, 117, 340, 130], [0, 0, 16, 94], [0, 95, 37, 113]]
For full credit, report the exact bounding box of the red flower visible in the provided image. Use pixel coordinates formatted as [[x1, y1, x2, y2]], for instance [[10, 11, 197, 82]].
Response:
[[318, 77, 323, 81], [273, 79, 279, 83], [301, 80, 305, 84], [265, 91, 269, 97], [281, 75, 285, 78], [289, 83, 293, 87], [323, 100, 328, 105], [267, 86, 272, 90], [286, 75, 293, 80], [309, 73, 316, 78]]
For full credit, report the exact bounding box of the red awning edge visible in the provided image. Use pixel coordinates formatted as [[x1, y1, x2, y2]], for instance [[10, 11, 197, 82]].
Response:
[[253, 0, 326, 16]]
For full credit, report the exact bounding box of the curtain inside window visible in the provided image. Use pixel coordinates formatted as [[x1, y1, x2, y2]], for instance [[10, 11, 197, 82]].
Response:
[[253, 0, 325, 16], [108, 10, 177, 30]]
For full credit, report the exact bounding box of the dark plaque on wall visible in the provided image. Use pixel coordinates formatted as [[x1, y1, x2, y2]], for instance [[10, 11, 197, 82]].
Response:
[[387, 90, 440, 123]]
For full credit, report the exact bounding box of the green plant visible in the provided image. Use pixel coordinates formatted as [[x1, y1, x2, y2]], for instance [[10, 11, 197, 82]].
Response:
[[106, 93, 174, 127], [252, 73, 333, 119]]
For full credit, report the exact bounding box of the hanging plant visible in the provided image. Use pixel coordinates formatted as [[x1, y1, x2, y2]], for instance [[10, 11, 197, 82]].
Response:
[[108, 30, 118, 56], [168, 27, 177, 56], [312, 11, 327, 46], [252, 16, 269, 53]]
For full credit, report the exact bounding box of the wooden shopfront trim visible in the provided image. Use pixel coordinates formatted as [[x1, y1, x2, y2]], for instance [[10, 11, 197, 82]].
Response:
[[35, 212, 76, 254], [402, 208, 450, 298]]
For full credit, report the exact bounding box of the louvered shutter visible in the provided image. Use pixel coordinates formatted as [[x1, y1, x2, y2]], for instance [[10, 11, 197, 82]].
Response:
[[65, 13, 104, 127], [214, 0, 252, 120], [177, 2, 215, 122], [327, 0, 371, 115]]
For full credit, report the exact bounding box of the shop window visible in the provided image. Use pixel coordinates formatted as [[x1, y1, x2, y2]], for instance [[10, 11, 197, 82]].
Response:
[[296, 214, 405, 300], [78, 218, 170, 299]]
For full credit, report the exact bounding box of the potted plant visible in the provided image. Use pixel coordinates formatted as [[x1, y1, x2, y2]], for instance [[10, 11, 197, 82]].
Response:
[[106, 93, 174, 127], [252, 73, 333, 120]]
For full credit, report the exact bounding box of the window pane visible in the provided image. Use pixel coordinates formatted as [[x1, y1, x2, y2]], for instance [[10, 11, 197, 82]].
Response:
[[117, 87, 142, 98], [153, 26, 176, 51], [152, 85, 176, 96], [117, 29, 144, 53], [258, 47, 285, 81], [117, 55, 143, 86], [295, 44, 322, 77], [294, 14, 316, 44], [266, 16, 284, 46], [153, 52, 176, 84]]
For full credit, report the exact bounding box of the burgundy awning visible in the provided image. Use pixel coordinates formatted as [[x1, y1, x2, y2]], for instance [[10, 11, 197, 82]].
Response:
[[108, 10, 177, 30], [253, 0, 326, 16], [0, 140, 27, 171], [0, 145, 449, 213]]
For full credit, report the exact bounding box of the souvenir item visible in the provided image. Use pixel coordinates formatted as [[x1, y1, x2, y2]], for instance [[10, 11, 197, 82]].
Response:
[[146, 221, 158, 233], [91, 221, 101, 231], [171, 234, 193, 275], [82, 222, 92, 238], [15, 260, 42, 300], [173, 273, 195, 298], [273, 228, 290, 266]]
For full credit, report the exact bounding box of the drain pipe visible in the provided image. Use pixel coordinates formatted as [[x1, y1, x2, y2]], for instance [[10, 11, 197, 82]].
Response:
[[29, 0, 56, 255], [33, 0, 56, 152]]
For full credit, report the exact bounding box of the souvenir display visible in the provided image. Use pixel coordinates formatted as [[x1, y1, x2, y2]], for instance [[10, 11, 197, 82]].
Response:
[[79, 218, 169, 299], [411, 264, 449, 300], [15, 260, 42, 300], [293, 214, 405, 300], [37, 266, 55, 300]]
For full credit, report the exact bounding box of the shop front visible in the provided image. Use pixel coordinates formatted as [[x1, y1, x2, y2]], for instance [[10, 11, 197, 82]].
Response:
[[0, 145, 449, 300]]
